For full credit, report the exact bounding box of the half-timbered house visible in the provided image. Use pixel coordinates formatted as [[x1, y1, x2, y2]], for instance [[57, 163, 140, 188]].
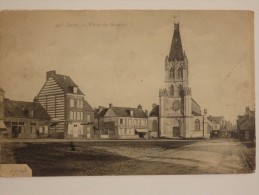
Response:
[[36, 70, 94, 139]]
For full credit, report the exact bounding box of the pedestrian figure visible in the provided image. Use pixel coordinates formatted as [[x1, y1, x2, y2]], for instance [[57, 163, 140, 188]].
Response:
[[70, 141, 76, 151]]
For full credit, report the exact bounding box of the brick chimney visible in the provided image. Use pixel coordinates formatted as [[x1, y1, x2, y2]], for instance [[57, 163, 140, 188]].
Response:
[[109, 103, 113, 108], [137, 104, 142, 109], [152, 103, 157, 109], [130, 110, 134, 117], [46, 70, 56, 79], [145, 109, 149, 116]]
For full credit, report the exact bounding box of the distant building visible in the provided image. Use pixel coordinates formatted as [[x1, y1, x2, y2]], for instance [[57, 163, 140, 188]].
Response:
[[36, 70, 94, 139], [94, 104, 148, 139], [225, 121, 234, 138], [158, 22, 210, 139], [148, 103, 159, 138], [0, 87, 6, 137], [207, 116, 226, 138], [236, 107, 255, 141], [82, 100, 95, 138]]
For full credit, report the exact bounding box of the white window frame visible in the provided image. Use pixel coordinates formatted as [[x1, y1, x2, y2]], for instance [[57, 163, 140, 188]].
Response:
[[77, 112, 80, 120], [81, 112, 83, 120], [129, 119, 132, 126], [44, 126, 48, 134], [87, 114, 90, 122], [70, 99, 74, 107]]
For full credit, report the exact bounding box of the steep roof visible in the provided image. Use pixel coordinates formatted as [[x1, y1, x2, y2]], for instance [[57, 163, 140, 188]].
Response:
[[94, 107, 108, 118], [149, 105, 159, 117], [111, 107, 147, 118], [95, 106, 148, 118], [4, 100, 50, 120], [84, 100, 94, 112], [54, 73, 84, 95], [191, 98, 201, 115], [169, 23, 184, 61], [240, 116, 255, 131], [0, 86, 5, 93]]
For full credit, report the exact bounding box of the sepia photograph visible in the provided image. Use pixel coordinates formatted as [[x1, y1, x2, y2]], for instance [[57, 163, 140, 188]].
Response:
[[0, 10, 255, 177]]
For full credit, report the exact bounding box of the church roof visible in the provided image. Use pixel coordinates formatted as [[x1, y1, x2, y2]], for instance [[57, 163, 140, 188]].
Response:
[[169, 23, 184, 61], [191, 98, 201, 115], [149, 105, 159, 117]]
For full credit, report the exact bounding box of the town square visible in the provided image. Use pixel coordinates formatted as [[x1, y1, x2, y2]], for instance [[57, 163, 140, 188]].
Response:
[[0, 10, 255, 176]]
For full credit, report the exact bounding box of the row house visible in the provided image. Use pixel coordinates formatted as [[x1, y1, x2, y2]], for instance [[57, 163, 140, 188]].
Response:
[[207, 116, 226, 138], [236, 107, 255, 141], [0, 87, 5, 137], [0, 87, 50, 138], [95, 104, 148, 139], [36, 70, 94, 139]]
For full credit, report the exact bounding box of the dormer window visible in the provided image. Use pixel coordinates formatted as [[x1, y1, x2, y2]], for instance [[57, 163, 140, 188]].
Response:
[[73, 87, 78, 94], [29, 110, 34, 118]]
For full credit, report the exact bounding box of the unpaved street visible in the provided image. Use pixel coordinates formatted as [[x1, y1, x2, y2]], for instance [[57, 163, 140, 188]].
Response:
[[0, 139, 255, 176], [95, 139, 255, 174]]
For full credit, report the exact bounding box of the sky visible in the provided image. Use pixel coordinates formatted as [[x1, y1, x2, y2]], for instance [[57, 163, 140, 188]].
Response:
[[0, 10, 255, 124]]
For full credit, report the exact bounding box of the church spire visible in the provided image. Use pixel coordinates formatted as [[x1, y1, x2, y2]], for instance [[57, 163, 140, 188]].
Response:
[[169, 22, 184, 61]]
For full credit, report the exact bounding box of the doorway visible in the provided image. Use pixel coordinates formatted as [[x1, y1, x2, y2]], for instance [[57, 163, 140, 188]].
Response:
[[173, 127, 180, 137], [73, 124, 78, 138]]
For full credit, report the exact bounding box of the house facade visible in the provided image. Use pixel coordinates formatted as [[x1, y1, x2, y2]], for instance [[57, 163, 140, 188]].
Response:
[[82, 100, 95, 138], [36, 70, 94, 139], [159, 22, 210, 139], [0, 87, 6, 137], [236, 107, 255, 141], [95, 104, 148, 139], [207, 116, 226, 138], [3, 100, 50, 139]]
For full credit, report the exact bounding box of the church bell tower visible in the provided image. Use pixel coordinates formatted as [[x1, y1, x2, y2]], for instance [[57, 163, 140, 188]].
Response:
[[159, 22, 192, 138]]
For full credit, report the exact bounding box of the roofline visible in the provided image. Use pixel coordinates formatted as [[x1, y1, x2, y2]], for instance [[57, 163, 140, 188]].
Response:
[[191, 98, 200, 108], [4, 99, 39, 104], [55, 73, 79, 87], [37, 76, 65, 98]]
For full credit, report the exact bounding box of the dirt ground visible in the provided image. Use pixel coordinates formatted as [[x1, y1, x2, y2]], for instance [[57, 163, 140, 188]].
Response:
[[0, 139, 255, 176]]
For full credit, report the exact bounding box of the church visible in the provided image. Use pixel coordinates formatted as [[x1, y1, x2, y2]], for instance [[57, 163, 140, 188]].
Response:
[[151, 22, 210, 139]]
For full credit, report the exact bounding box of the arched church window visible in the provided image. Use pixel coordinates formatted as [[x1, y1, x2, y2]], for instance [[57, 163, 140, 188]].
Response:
[[178, 68, 183, 79], [170, 68, 175, 79], [170, 85, 174, 96], [195, 119, 200, 131]]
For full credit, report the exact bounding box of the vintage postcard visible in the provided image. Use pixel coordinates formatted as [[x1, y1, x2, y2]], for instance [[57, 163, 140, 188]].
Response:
[[0, 10, 255, 176]]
